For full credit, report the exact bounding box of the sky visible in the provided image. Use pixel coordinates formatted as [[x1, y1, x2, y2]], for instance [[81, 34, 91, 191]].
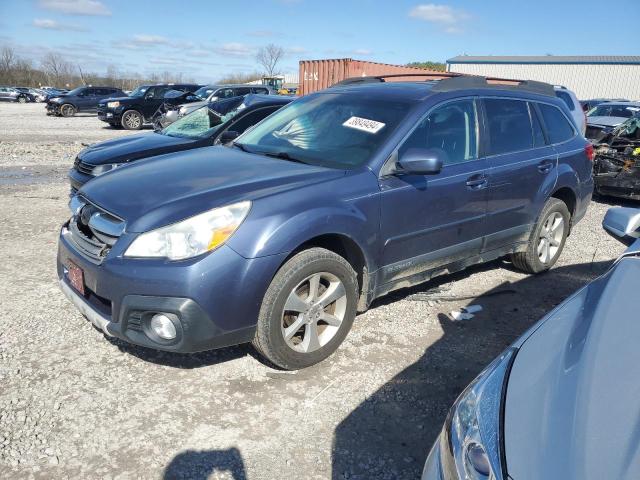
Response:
[[1, 0, 639, 83]]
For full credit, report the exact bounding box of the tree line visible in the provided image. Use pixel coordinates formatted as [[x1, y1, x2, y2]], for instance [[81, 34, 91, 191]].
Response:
[[0, 45, 194, 90]]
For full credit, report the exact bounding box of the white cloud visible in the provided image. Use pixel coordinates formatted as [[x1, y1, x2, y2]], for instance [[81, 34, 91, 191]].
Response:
[[352, 48, 372, 56], [409, 4, 469, 33], [132, 34, 169, 46], [32, 18, 88, 31], [214, 43, 254, 58], [38, 0, 111, 16]]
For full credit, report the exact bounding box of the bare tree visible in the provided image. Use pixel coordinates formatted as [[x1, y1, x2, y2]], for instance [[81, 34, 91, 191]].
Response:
[[41, 52, 74, 87], [217, 71, 262, 84], [1, 46, 16, 73], [256, 44, 284, 77]]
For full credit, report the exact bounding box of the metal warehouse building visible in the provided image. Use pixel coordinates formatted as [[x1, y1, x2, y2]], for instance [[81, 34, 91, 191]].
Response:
[[447, 56, 640, 100]]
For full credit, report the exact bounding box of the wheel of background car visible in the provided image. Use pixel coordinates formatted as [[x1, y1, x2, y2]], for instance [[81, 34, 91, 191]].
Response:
[[511, 198, 570, 273], [17, 96, 26, 104], [60, 104, 76, 117], [252, 247, 358, 370], [121, 110, 143, 130]]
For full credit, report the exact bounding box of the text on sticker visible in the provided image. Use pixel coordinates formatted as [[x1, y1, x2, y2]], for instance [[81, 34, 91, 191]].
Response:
[[343, 116, 386, 134]]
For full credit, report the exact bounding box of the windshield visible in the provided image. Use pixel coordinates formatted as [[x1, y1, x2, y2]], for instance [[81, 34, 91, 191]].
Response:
[[161, 103, 247, 139], [588, 104, 640, 118], [129, 86, 149, 98], [235, 93, 411, 169], [195, 86, 215, 99]]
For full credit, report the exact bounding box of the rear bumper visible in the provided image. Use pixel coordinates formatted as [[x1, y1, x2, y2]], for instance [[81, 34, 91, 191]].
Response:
[[573, 177, 594, 226], [595, 172, 640, 200]]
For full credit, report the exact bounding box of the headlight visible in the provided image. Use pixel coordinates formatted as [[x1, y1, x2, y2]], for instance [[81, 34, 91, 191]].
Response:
[[91, 163, 120, 176], [107, 101, 120, 108], [124, 201, 251, 260], [425, 348, 516, 480]]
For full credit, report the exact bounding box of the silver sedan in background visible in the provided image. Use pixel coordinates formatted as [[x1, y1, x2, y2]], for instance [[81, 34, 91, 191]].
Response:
[[423, 206, 640, 480]]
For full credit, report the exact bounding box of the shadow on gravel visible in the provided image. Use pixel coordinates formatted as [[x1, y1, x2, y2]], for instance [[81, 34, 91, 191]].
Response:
[[106, 339, 253, 369], [331, 259, 612, 479], [163, 447, 247, 480]]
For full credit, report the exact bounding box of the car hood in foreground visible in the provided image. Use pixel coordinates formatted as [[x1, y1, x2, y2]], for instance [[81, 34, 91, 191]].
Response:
[[587, 115, 629, 127], [504, 256, 640, 480], [79, 132, 200, 166], [80, 146, 345, 232]]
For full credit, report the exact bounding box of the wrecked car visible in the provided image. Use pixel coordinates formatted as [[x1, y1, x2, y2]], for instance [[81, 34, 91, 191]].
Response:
[[586, 101, 640, 139], [592, 117, 640, 200]]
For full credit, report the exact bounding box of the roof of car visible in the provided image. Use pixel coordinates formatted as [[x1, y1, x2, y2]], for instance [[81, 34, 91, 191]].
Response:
[[242, 94, 294, 106], [202, 84, 272, 89], [598, 101, 640, 106], [326, 77, 557, 101]]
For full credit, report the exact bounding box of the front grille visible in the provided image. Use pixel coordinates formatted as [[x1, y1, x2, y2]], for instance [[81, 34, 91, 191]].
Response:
[[73, 156, 95, 175], [127, 312, 144, 332], [64, 198, 124, 264]]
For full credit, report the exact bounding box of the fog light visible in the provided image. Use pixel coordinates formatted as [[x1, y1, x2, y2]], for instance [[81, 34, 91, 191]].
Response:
[[150, 313, 177, 340]]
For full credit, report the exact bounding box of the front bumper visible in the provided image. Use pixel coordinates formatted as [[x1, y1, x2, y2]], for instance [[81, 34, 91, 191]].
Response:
[[421, 441, 444, 479], [97, 107, 121, 123], [57, 227, 287, 353], [46, 102, 61, 114]]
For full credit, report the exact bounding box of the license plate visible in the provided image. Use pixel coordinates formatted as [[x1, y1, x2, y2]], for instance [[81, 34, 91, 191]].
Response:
[[67, 261, 85, 295]]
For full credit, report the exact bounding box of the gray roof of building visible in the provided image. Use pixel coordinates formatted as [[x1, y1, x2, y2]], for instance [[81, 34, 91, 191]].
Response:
[[447, 56, 640, 65]]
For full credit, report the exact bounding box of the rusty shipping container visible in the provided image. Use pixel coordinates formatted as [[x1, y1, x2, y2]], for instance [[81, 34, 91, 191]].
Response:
[[298, 58, 447, 95]]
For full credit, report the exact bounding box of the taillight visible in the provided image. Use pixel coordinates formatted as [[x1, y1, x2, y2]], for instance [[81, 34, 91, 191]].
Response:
[[585, 143, 594, 162]]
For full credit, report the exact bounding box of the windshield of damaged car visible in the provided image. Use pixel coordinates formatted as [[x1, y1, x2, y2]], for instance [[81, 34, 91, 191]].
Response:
[[161, 104, 245, 139], [195, 86, 215, 99], [129, 86, 149, 98], [235, 93, 411, 169], [588, 104, 640, 118]]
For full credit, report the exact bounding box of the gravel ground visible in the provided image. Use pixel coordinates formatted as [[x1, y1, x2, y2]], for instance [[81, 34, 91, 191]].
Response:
[[0, 102, 631, 480]]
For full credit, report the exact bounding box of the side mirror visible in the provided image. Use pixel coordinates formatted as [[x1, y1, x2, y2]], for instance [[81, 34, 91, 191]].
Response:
[[219, 130, 239, 145], [397, 148, 445, 175], [602, 207, 640, 246]]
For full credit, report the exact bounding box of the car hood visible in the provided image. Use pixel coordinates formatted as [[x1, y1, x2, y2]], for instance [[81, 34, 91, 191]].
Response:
[[79, 146, 345, 232], [504, 256, 640, 480], [79, 132, 199, 166], [99, 96, 135, 105], [180, 100, 207, 110], [587, 116, 629, 127]]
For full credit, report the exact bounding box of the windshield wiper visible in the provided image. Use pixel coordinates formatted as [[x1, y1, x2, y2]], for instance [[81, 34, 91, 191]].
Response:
[[262, 151, 308, 164]]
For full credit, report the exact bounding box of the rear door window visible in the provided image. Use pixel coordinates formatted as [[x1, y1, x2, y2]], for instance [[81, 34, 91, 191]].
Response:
[[484, 98, 533, 155], [539, 103, 575, 144], [399, 99, 478, 166]]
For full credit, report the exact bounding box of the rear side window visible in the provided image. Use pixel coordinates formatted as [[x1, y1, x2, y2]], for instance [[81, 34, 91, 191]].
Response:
[[228, 107, 280, 135], [539, 104, 575, 144], [235, 87, 252, 96], [252, 87, 269, 94], [555, 90, 576, 111], [484, 98, 533, 155], [399, 99, 478, 166]]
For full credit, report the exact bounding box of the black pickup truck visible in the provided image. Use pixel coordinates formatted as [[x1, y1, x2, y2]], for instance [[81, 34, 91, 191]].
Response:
[[97, 83, 203, 129]]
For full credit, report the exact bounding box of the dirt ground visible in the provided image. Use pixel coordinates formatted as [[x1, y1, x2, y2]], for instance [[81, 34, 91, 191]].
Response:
[[0, 103, 630, 480]]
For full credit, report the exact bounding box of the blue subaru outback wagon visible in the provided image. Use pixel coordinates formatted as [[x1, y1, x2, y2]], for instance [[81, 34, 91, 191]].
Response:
[[57, 75, 594, 369]]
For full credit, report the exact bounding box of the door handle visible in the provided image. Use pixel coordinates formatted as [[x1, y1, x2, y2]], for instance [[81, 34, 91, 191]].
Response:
[[538, 160, 554, 174], [466, 174, 488, 190]]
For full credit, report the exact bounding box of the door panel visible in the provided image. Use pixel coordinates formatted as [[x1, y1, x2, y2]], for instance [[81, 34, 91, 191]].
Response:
[[483, 99, 558, 251], [378, 98, 488, 285]]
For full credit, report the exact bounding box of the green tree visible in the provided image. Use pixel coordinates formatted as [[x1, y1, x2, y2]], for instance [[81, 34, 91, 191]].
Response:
[[406, 61, 446, 72]]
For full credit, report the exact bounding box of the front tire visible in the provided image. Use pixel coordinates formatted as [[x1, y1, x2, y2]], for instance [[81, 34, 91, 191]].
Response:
[[60, 104, 76, 117], [17, 96, 26, 104], [511, 198, 570, 273], [121, 110, 143, 130], [252, 248, 358, 370]]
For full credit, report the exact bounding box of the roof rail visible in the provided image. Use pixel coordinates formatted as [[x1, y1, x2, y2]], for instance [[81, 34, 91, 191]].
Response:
[[332, 73, 556, 97]]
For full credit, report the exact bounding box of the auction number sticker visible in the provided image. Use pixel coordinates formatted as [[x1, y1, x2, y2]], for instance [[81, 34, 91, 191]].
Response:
[[343, 116, 386, 134]]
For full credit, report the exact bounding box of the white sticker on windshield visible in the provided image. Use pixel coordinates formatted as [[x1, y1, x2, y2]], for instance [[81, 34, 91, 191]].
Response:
[[342, 116, 386, 134]]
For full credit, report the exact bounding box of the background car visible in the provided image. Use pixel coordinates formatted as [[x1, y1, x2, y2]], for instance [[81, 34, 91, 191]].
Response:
[[586, 101, 640, 138], [0, 86, 33, 103], [554, 85, 585, 134], [178, 84, 273, 118], [96, 83, 203, 129], [422, 206, 640, 480], [69, 94, 293, 192], [580, 98, 629, 112], [45, 86, 125, 117]]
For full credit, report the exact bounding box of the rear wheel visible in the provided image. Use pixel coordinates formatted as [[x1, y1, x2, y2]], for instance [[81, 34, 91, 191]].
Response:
[[60, 104, 76, 117], [121, 110, 143, 130], [511, 198, 570, 273], [252, 248, 358, 370], [17, 96, 26, 104]]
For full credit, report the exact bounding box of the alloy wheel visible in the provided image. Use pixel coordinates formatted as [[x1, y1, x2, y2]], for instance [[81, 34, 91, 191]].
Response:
[[537, 212, 564, 264], [281, 272, 347, 353], [123, 111, 141, 129], [61, 104, 74, 116]]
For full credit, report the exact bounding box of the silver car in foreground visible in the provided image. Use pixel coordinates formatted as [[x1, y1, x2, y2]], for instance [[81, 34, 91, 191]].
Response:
[[422, 206, 640, 480]]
